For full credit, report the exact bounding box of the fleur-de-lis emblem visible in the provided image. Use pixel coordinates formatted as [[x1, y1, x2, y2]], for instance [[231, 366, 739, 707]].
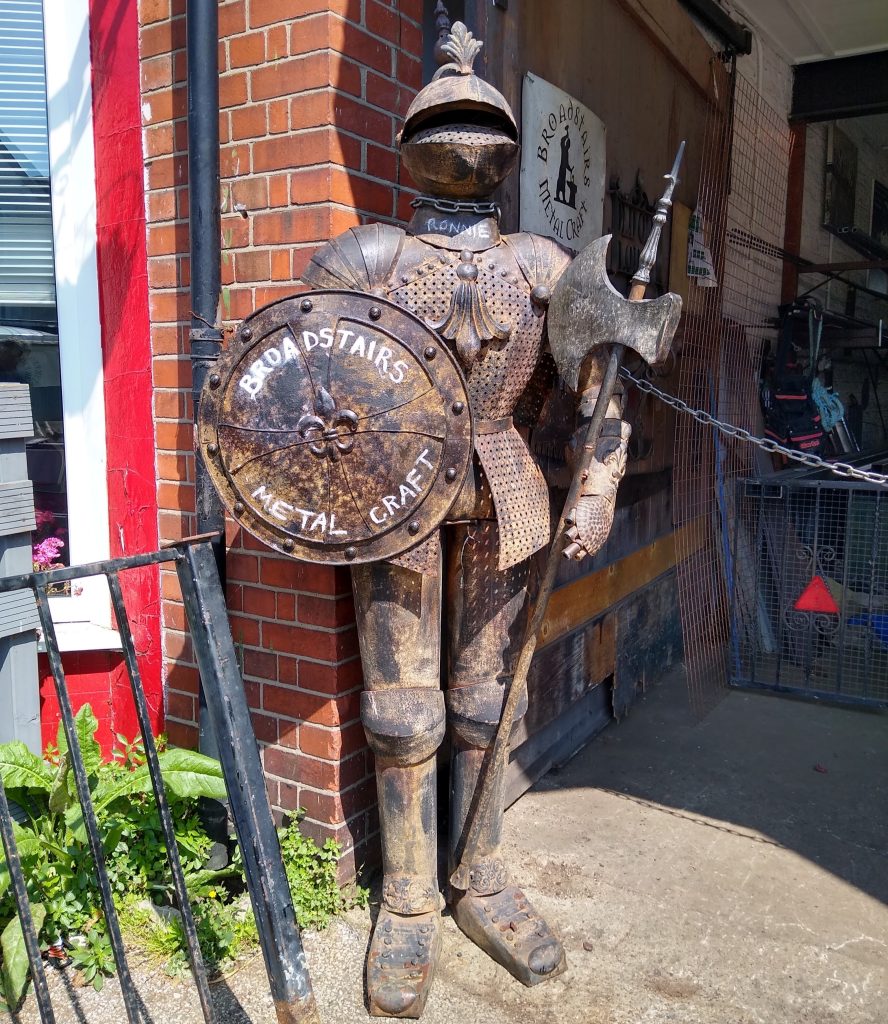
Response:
[[297, 386, 359, 461]]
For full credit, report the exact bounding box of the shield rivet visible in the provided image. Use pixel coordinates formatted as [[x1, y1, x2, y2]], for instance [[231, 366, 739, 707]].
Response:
[[445, 467, 457, 482], [241, 328, 252, 342], [345, 546, 357, 560], [424, 346, 436, 360], [233, 501, 244, 514], [283, 539, 295, 551], [369, 306, 382, 321], [301, 298, 313, 313], [209, 373, 221, 388], [206, 443, 218, 455], [452, 401, 465, 415], [408, 521, 420, 535]]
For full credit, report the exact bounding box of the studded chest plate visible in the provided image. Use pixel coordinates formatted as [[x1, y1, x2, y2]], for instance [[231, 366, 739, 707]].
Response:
[[387, 240, 547, 420]]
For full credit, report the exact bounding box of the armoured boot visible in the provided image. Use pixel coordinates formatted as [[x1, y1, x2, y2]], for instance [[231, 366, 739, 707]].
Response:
[[353, 563, 446, 1018], [446, 681, 567, 986], [362, 688, 445, 1017]]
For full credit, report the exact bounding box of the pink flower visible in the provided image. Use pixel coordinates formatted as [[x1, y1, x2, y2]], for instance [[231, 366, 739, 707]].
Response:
[[35, 508, 56, 528], [33, 536, 65, 569]]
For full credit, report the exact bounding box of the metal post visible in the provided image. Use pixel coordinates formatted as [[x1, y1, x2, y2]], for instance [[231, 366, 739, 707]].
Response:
[[107, 572, 216, 1024], [173, 542, 320, 1024], [32, 585, 141, 1024], [186, 0, 225, 760], [0, 773, 55, 1022]]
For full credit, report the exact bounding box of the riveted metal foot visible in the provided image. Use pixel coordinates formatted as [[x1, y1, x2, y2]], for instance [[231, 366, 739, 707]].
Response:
[[367, 907, 443, 1018], [450, 884, 566, 987]]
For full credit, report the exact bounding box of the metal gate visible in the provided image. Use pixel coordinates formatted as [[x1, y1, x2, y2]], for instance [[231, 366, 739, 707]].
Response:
[[0, 538, 320, 1023], [730, 474, 888, 707]]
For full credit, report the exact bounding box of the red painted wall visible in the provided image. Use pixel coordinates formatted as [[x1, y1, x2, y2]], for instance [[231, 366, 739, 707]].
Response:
[[38, 0, 161, 756]]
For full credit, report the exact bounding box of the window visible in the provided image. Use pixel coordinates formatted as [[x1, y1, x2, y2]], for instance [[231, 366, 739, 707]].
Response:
[[0, 0, 110, 627]]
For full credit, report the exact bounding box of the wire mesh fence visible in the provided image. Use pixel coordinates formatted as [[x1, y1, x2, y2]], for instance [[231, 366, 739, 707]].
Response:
[[673, 59, 793, 714], [731, 475, 888, 706]]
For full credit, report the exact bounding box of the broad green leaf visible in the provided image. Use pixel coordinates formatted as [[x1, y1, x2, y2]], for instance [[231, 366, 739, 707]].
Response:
[[64, 801, 88, 846], [0, 743, 52, 793], [103, 822, 125, 857], [0, 825, 40, 899], [48, 753, 71, 814], [156, 749, 227, 801], [92, 764, 152, 812], [67, 747, 227, 841], [57, 705, 101, 778], [1, 902, 46, 1009]]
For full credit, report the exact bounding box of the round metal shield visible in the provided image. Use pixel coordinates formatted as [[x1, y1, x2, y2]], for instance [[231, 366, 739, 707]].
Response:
[[198, 290, 473, 564]]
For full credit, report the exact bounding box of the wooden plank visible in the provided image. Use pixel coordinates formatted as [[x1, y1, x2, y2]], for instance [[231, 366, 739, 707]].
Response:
[[0, 481, 37, 536], [505, 682, 612, 807], [781, 122, 807, 303], [514, 612, 616, 749], [616, 0, 717, 102], [0, 445, 29, 486], [538, 519, 707, 651], [0, 591, 39, 639], [613, 570, 683, 717], [0, 386, 40, 751], [0, 635, 41, 749], [669, 201, 692, 302], [0, 384, 33, 440]]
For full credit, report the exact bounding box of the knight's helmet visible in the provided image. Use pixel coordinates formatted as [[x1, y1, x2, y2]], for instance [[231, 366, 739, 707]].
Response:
[[398, 18, 519, 199]]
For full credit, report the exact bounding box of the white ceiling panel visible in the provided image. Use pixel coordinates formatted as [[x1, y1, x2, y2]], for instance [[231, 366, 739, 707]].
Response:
[[733, 0, 888, 63]]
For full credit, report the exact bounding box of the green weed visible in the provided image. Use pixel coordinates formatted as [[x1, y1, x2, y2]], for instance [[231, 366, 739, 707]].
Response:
[[0, 705, 365, 1009]]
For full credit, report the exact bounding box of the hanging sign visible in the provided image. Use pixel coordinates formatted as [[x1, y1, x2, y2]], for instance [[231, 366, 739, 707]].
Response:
[[519, 73, 605, 251]]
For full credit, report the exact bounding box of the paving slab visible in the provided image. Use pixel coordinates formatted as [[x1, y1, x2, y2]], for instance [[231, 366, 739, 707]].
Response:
[[14, 668, 888, 1023]]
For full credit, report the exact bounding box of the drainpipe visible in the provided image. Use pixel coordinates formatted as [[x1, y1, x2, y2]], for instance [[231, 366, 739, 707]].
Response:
[[186, 0, 225, 761]]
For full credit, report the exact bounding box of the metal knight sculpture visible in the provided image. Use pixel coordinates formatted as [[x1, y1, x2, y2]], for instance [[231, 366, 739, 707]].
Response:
[[199, 17, 682, 1021], [301, 23, 635, 1017]]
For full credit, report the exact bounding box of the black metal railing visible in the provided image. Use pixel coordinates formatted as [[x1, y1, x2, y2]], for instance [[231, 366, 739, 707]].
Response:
[[731, 476, 888, 708], [0, 537, 319, 1024]]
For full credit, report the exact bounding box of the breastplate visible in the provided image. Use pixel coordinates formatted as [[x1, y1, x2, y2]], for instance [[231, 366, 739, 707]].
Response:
[[385, 238, 545, 421]]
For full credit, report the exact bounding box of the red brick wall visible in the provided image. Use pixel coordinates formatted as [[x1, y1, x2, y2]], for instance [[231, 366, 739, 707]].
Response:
[[138, 0, 422, 877]]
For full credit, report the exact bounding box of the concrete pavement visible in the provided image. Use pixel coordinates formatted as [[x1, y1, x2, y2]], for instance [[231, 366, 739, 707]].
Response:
[[19, 667, 888, 1023]]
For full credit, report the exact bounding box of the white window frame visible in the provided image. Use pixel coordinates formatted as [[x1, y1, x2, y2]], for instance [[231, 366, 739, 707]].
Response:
[[41, 0, 112, 629]]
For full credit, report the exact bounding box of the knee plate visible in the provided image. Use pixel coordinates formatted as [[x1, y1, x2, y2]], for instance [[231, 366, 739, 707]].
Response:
[[446, 680, 528, 749], [361, 688, 446, 765]]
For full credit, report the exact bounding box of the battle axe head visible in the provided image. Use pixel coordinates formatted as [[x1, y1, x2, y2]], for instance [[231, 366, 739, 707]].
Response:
[[548, 235, 682, 392]]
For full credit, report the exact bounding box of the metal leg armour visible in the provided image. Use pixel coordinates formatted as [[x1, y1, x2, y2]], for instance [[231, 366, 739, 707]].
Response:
[[352, 560, 445, 1018], [445, 523, 567, 986]]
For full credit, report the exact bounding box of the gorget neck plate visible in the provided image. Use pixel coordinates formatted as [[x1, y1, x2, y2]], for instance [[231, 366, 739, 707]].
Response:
[[408, 206, 501, 253]]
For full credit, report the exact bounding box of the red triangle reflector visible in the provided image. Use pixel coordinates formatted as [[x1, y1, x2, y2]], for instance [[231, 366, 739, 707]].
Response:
[[794, 576, 839, 614]]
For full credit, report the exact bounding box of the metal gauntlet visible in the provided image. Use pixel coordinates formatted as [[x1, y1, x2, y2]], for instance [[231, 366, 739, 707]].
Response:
[[564, 384, 631, 560]]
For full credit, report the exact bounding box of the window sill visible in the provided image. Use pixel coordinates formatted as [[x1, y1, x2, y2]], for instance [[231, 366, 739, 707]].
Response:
[[37, 622, 123, 654]]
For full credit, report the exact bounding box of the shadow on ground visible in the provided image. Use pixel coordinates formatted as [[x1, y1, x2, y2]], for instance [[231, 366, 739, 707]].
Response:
[[542, 668, 888, 907]]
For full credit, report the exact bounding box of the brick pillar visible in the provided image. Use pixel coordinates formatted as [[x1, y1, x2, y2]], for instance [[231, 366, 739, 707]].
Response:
[[139, 0, 422, 878]]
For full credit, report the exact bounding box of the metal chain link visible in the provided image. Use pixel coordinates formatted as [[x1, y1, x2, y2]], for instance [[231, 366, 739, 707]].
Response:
[[620, 368, 888, 488], [410, 195, 501, 218]]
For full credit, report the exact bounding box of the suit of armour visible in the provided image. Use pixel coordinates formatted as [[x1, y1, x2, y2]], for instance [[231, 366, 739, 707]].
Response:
[[300, 21, 631, 1019], [304, 203, 578, 1015]]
